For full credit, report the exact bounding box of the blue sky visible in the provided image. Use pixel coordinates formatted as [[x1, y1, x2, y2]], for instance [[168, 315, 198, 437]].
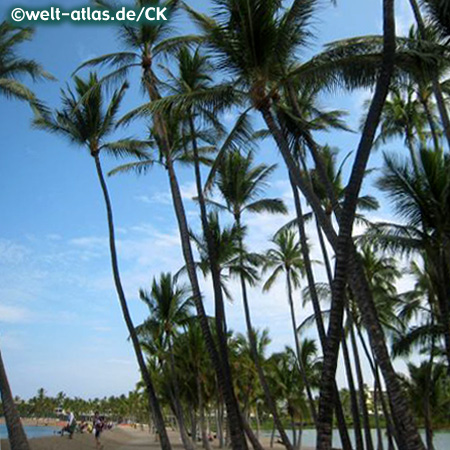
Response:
[[0, 0, 417, 400]]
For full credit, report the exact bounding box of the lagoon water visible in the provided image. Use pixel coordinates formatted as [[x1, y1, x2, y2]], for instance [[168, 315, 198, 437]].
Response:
[[0, 424, 59, 439], [263, 428, 450, 449]]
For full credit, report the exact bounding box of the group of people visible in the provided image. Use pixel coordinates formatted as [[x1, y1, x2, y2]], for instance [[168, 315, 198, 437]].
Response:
[[59, 409, 107, 449]]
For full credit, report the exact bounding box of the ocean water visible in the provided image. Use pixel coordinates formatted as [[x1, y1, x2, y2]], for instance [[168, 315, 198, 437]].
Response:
[[263, 428, 450, 449], [0, 423, 60, 439]]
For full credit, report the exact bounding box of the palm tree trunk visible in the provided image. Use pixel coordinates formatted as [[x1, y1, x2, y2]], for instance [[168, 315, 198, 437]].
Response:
[[188, 117, 248, 449], [144, 66, 247, 450], [255, 405, 260, 440], [372, 377, 384, 450], [357, 329, 398, 450], [168, 339, 196, 450], [234, 211, 293, 450], [285, 269, 318, 424], [289, 176, 352, 450], [418, 92, 441, 152], [349, 318, 374, 450], [217, 396, 224, 448], [348, 251, 424, 450], [314, 0, 397, 443], [92, 153, 171, 450], [241, 412, 265, 450], [341, 333, 364, 450], [258, 34, 424, 446], [165, 154, 248, 450], [423, 398, 434, 450], [0, 347, 30, 450], [198, 376, 212, 450], [270, 422, 275, 448], [424, 320, 436, 450], [408, 0, 450, 150]]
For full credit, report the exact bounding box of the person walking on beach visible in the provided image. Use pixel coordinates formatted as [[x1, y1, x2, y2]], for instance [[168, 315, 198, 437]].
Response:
[[93, 411, 105, 449], [61, 409, 76, 438]]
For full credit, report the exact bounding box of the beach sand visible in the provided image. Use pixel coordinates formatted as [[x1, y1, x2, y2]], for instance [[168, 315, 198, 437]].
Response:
[[0, 427, 315, 450]]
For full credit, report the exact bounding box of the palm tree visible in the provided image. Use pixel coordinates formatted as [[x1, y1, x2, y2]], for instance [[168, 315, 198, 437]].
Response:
[[421, 0, 450, 37], [408, 0, 450, 149], [372, 84, 429, 168], [209, 149, 292, 449], [372, 148, 450, 369], [0, 21, 54, 450], [405, 362, 448, 450], [137, 273, 195, 450], [82, 13, 249, 441], [263, 229, 318, 424], [0, 347, 29, 450], [32, 74, 172, 450], [174, 322, 214, 450], [185, 1, 422, 447], [0, 21, 53, 106], [111, 110, 250, 449], [268, 341, 321, 450]]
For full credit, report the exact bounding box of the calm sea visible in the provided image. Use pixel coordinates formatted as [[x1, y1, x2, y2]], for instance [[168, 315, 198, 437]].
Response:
[[0, 424, 59, 439], [262, 428, 450, 449]]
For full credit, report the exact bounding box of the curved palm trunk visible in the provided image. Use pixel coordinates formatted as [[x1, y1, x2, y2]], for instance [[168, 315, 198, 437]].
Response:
[[348, 252, 424, 450], [93, 154, 171, 450], [188, 117, 250, 450], [408, 0, 450, 150], [289, 176, 352, 450], [241, 412, 265, 450], [358, 329, 398, 450], [143, 65, 247, 450], [235, 215, 293, 450], [349, 318, 374, 450], [263, 99, 424, 449], [165, 155, 248, 450], [314, 0, 397, 441], [341, 334, 364, 450], [285, 269, 318, 424], [257, 5, 424, 442], [0, 347, 30, 450]]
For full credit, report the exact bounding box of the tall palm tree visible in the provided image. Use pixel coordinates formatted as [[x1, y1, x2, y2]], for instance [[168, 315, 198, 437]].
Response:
[[137, 273, 196, 450], [263, 229, 318, 424], [32, 74, 172, 450], [185, 1, 424, 447], [0, 21, 53, 450], [111, 110, 250, 449], [209, 149, 293, 449], [81, 11, 249, 441]]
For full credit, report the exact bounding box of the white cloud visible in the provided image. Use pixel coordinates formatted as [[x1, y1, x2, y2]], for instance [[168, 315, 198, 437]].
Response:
[[0, 304, 32, 323]]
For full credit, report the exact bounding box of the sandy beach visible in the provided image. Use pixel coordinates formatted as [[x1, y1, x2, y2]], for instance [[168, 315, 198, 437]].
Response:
[[0, 427, 314, 450]]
